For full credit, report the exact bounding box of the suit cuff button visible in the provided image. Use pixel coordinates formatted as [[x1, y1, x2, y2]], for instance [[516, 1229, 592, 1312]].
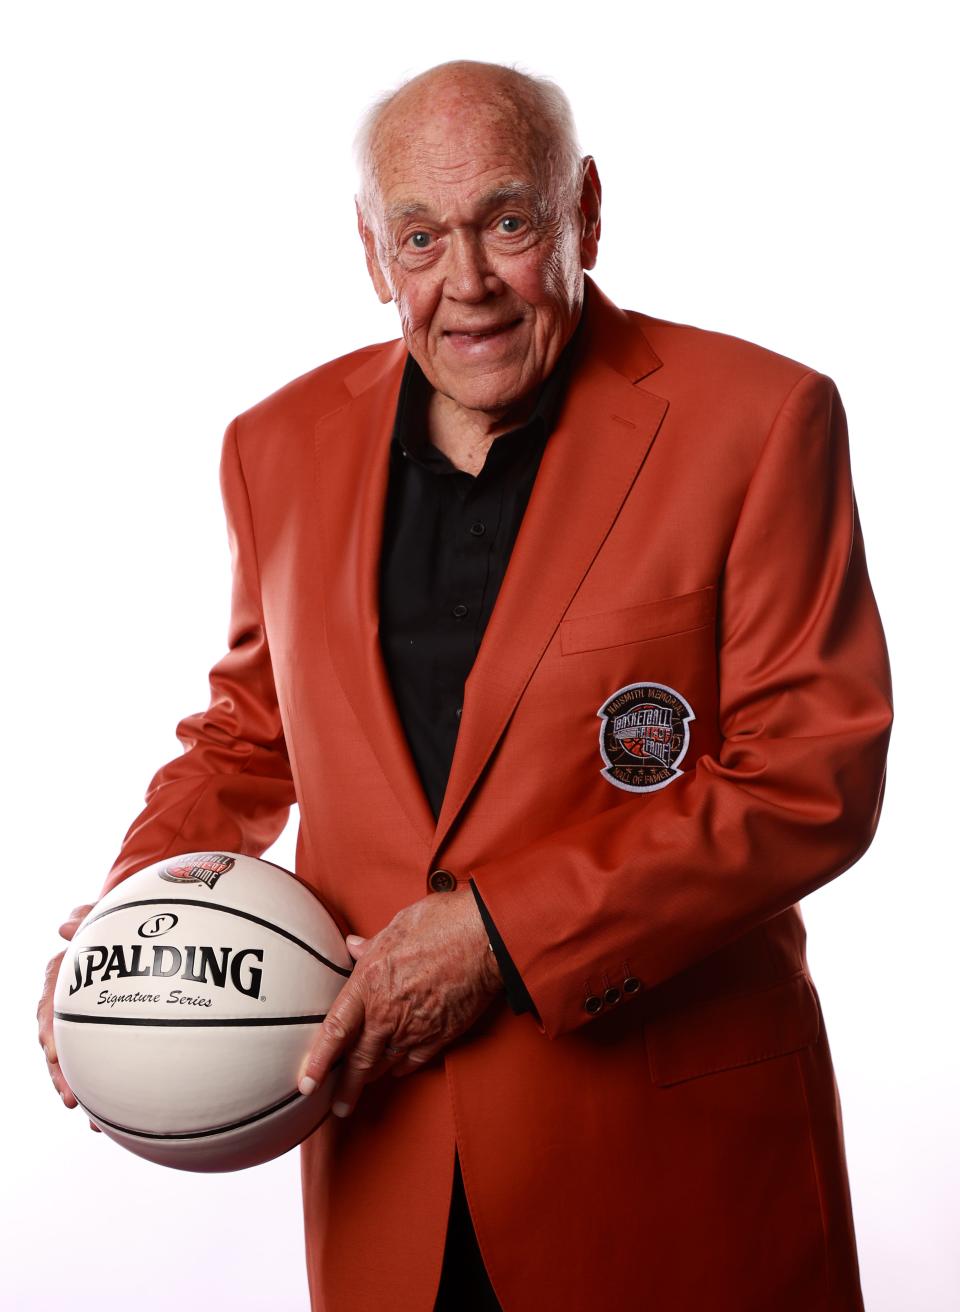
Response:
[[623, 977, 642, 995], [583, 995, 603, 1014], [603, 987, 621, 1006]]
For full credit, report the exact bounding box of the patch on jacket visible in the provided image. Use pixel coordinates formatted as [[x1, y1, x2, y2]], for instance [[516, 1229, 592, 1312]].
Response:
[[596, 682, 695, 793]]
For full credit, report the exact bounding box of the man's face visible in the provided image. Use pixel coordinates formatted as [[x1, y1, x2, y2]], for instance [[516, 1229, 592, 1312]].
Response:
[[358, 90, 600, 416]]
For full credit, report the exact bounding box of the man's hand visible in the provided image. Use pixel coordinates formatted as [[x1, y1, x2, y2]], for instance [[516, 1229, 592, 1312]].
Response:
[[298, 888, 503, 1118], [38, 903, 102, 1130]]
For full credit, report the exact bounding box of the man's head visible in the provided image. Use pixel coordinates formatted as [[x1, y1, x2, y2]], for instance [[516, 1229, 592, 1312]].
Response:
[[354, 61, 601, 418]]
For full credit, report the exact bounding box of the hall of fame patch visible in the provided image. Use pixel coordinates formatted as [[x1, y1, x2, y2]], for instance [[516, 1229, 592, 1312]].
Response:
[[159, 853, 235, 889], [596, 682, 695, 793]]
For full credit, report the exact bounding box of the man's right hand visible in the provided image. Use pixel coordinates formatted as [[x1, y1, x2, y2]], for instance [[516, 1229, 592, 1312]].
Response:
[[38, 903, 101, 1129]]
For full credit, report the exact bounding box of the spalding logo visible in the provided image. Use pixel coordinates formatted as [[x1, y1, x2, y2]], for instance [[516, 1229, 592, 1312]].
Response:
[[68, 943, 264, 998], [159, 853, 235, 889], [138, 913, 178, 938]]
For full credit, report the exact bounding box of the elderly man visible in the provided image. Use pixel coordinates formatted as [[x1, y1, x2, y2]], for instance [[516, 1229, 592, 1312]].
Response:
[[40, 60, 892, 1312]]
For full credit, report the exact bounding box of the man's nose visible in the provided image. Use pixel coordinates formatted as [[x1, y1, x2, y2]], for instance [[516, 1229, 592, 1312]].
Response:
[[443, 230, 499, 301]]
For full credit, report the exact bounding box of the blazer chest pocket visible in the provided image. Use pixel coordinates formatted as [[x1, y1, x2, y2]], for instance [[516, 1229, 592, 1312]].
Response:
[[560, 585, 716, 656], [644, 972, 821, 1088]]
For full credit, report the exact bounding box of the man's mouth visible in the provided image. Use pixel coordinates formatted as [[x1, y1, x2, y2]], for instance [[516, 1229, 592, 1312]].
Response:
[[443, 317, 523, 342]]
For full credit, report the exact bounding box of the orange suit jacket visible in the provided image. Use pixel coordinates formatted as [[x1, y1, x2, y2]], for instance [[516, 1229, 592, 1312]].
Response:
[[103, 275, 893, 1312]]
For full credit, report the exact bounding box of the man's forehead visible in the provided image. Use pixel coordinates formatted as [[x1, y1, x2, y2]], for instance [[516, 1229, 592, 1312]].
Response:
[[370, 87, 549, 213], [382, 179, 545, 226], [376, 72, 541, 149]]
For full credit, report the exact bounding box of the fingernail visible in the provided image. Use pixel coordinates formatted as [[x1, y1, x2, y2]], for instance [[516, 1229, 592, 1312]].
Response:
[[346, 934, 362, 945], [298, 1076, 317, 1096], [44, 1044, 56, 1064], [332, 1100, 351, 1118]]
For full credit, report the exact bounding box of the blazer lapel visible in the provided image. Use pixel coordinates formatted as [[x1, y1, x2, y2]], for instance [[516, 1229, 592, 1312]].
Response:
[[431, 281, 668, 855], [314, 340, 439, 849]]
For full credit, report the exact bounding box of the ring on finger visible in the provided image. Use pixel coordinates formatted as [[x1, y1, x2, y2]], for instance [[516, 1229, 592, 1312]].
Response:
[[384, 1044, 405, 1058]]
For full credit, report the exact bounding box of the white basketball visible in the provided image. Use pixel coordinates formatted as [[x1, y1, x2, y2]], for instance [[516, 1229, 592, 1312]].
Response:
[[53, 851, 352, 1172]]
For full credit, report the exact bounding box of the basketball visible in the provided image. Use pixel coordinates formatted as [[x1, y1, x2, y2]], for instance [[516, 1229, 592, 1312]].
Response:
[[52, 851, 352, 1172]]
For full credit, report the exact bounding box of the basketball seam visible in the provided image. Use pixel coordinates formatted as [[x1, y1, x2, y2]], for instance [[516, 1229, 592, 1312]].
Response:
[[78, 1088, 305, 1140], [53, 1011, 328, 1027]]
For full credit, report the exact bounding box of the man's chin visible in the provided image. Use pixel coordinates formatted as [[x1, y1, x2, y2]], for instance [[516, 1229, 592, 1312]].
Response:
[[430, 367, 541, 419]]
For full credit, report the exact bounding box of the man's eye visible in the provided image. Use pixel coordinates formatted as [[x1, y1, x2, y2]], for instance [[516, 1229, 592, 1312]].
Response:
[[407, 231, 433, 249], [498, 216, 524, 234]]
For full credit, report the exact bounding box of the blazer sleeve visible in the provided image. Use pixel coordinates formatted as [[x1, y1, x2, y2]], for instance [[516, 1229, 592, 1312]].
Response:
[[469, 370, 894, 1038], [99, 418, 297, 896]]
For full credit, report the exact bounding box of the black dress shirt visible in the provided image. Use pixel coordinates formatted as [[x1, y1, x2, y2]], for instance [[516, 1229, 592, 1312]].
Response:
[[377, 315, 583, 1017]]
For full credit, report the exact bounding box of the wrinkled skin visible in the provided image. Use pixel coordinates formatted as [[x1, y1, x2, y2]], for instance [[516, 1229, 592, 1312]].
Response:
[[357, 61, 601, 472], [299, 890, 504, 1116], [38, 903, 101, 1131]]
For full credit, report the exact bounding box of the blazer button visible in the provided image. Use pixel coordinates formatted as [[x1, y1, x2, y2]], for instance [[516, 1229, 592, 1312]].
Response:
[[623, 977, 642, 995], [583, 995, 603, 1014], [603, 987, 621, 1007], [428, 868, 457, 893]]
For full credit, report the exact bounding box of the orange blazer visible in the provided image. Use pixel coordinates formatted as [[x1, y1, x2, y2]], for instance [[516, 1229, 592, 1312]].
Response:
[[104, 276, 893, 1312]]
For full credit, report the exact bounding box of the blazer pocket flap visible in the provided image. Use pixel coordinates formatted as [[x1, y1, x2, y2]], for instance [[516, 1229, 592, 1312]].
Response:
[[560, 585, 716, 655], [645, 973, 821, 1087]]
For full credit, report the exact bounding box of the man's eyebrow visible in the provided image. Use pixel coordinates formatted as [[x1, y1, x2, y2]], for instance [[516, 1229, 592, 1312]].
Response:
[[383, 182, 545, 226], [475, 182, 543, 211], [384, 201, 432, 224]]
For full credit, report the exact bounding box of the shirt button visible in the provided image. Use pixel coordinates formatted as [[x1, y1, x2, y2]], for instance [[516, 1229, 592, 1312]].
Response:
[[455, 706, 462, 718], [469, 521, 486, 536], [583, 995, 603, 1014], [452, 603, 469, 619], [428, 868, 457, 893]]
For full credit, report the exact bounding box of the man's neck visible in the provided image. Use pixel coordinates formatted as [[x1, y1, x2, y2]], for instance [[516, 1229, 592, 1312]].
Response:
[[426, 387, 539, 476]]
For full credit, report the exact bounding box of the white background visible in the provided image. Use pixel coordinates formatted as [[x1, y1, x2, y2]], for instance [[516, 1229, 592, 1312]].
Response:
[[2, 2, 957, 1308]]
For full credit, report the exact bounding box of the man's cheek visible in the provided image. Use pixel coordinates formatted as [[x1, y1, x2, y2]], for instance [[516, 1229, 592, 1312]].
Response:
[[395, 285, 437, 338]]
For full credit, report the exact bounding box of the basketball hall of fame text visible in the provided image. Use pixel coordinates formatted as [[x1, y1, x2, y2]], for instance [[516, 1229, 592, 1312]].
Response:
[[596, 682, 696, 794]]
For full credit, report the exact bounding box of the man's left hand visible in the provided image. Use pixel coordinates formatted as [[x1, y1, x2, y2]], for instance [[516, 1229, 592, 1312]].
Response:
[[298, 888, 503, 1117]]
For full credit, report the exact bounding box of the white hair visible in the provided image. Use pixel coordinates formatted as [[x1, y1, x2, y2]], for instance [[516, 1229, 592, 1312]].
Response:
[[353, 61, 584, 222]]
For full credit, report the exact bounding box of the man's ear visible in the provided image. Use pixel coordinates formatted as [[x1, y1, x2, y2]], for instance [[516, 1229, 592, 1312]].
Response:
[[578, 157, 602, 271], [356, 200, 393, 304]]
